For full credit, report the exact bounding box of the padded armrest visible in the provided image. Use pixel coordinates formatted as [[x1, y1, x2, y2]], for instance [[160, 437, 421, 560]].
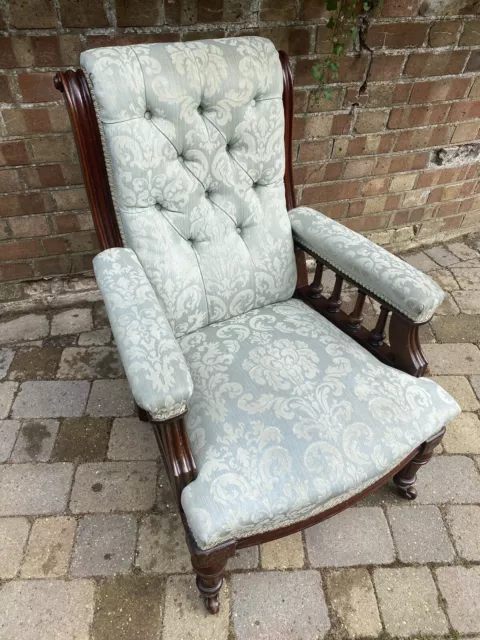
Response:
[[289, 206, 445, 323], [94, 248, 194, 421]]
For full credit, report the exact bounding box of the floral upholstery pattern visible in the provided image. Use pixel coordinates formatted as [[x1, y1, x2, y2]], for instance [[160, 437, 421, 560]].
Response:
[[290, 206, 445, 323], [94, 247, 193, 420], [81, 38, 297, 337], [180, 299, 460, 549]]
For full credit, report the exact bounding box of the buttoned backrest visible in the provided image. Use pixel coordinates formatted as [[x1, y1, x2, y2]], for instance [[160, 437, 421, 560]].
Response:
[[81, 37, 297, 336]]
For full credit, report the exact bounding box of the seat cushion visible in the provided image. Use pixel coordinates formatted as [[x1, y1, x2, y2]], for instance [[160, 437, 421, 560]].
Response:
[[179, 299, 459, 550]]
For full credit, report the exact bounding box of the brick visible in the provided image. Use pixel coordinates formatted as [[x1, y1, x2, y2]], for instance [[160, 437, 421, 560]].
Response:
[[69, 461, 156, 513], [451, 121, 480, 143], [436, 566, 480, 634], [389, 172, 417, 192], [381, 0, 420, 16], [405, 51, 469, 77], [0, 168, 21, 193], [0, 517, 30, 578], [362, 176, 389, 196], [388, 104, 449, 129], [424, 342, 480, 374], [51, 307, 92, 335], [394, 125, 454, 152], [460, 19, 480, 46], [387, 505, 454, 563], [87, 33, 178, 49], [12, 380, 89, 418], [11, 419, 60, 462], [306, 507, 394, 567], [367, 22, 428, 48], [91, 575, 164, 640], [369, 55, 405, 81], [57, 346, 122, 380], [0, 579, 94, 640], [452, 264, 480, 287], [0, 75, 14, 102], [325, 569, 382, 638], [0, 140, 30, 166], [0, 35, 82, 68], [0, 462, 74, 516], [0, 192, 54, 218], [136, 513, 191, 573], [433, 376, 479, 411], [59, 0, 108, 27], [22, 163, 83, 189], [260, 0, 297, 20], [164, 575, 230, 640], [21, 516, 76, 578], [78, 328, 111, 346], [52, 417, 110, 463], [0, 262, 33, 281], [232, 571, 330, 640], [444, 412, 480, 453], [429, 20, 461, 47], [108, 417, 157, 461], [301, 180, 361, 205], [30, 136, 78, 164], [261, 533, 304, 569], [446, 505, 480, 561], [344, 158, 375, 179], [354, 109, 387, 133], [449, 100, 480, 122], [18, 72, 59, 103], [416, 455, 480, 504], [87, 379, 135, 417], [10, 0, 57, 28], [431, 314, 480, 343], [241, 27, 311, 56], [374, 567, 448, 636], [1, 239, 42, 261], [8, 216, 50, 239], [0, 348, 14, 381], [71, 514, 136, 577], [4, 107, 70, 136], [229, 547, 259, 570], [0, 381, 17, 418], [300, 0, 330, 19], [470, 77, 480, 98], [410, 78, 471, 103]]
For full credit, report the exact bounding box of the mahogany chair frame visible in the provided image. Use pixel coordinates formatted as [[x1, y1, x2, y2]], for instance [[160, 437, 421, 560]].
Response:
[[55, 51, 444, 614]]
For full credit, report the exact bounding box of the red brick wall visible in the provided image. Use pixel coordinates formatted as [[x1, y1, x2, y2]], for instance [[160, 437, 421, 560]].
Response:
[[0, 0, 479, 286]]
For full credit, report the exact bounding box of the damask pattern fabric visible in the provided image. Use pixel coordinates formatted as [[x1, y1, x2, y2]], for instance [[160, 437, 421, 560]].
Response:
[[179, 299, 460, 549], [289, 206, 445, 323], [81, 38, 297, 337], [94, 247, 194, 420]]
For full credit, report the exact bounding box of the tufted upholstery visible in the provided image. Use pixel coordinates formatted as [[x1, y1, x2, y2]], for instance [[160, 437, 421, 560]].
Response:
[[81, 38, 297, 337]]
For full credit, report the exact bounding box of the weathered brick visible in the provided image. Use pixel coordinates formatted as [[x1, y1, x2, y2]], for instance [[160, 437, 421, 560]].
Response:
[[261, 533, 304, 569], [354, 109, 388, 133], [21, 516, 76, 578], [449, 99, 480, 123], [429, 20, 461, 47], [452, 121, 480, 143], [405, 51, 469, 77], [344, 158, 375, 179], [436, 566, 480, 634], [410, 78, 471, 103], [260, 0, 297, 20], [3, 107, 70, 136], [381, 0, 420, 16], [87, 33, 178, 49], [59, 0, 108, 27], [369, 55, 405, 81], [18, 72, 63, 102], [394, 125, 454, 152], [0, 75, 14, 102], [0, 140, 30, 167], [388, 104, 449, 129], [0, 517, 30, 578], [10, 0, 57, 28], [115, 0, 163, 27], [446, 505, 480, 561], [301, 180, 361, 205], [31, 136, 78, 164], [460, 19, 480, 46], [367, 22, 428, 48]]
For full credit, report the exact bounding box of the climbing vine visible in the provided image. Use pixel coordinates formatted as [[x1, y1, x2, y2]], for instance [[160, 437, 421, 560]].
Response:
[[312, 0, 379, 99]]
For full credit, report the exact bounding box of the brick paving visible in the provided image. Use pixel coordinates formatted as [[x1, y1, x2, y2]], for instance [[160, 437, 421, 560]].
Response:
[[0, 235, 480, 639]]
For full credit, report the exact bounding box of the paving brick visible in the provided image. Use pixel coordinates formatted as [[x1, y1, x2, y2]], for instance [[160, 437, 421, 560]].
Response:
[[70, 461, 156, 513], [228, 546, 259, 570], [448, 242, 479, 261], [11, 419, 60, 462], [452, 266, 480, 290], [92, 301, 109, 328], [0, 419, 21, 461], [325, 568, 382, 638], [7, 346, 61, 381], [87, 379, 135, 417], [78, 328, 111, 346], [0, 579, 94, 640], [452, 290, 480, 314], [374, 567, 448, 636], [51, 308, 93, 336], [436, 566, 480, 633], [415, 455, 480, 504], [163, 575, 230, 640], [57, 347, 123, 380], [52, 417, 111, 463], [423, 343, 480, 374], [21, 516, 76, 578], [445, 505, 480, 561], [305, 507, 394, 567], [0, 381, 17, 418], [261, 533, 304, 569], [403, 251, 438, 272], [472, 375, 480, 400], [0, 348, 14, 379], [71, 514, 137, 577], [0, 517, 30, 579], [136, 513, 191, 574], [425, 246, 461, 267], [387, 505, 454, 563], [434, 292, 460, 316], [232, 571, 330, 640], [432, 376, 480, 411], [0, 462, 74, 516], [12, 381, 90, 418], [91, 575, 164, 640], [0, 314, 49, 345], [431, 315, 480, 344], [443, 412, 480, 453], [429, 268, 459, 292], [108, 417, 158, 460]]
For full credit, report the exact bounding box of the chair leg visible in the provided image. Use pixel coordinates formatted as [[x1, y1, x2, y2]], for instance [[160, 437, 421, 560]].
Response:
[[191, 551, 229, 614], [135, 401, 149, 422], [393, 426, 446, 500]]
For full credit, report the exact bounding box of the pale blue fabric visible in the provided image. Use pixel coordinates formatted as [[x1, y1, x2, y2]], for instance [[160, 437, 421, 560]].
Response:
[[94, 248, 193, 420], [81, 38, 297, 338], [289, 206, 445, 323], [180, 299, 460, 549]]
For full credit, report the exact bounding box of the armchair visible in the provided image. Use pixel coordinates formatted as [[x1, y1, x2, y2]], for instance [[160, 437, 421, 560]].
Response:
[[55, 37, 460, 614]]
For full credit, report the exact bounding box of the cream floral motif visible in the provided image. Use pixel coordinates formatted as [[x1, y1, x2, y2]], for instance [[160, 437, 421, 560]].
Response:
[[289, 206, 445, 323], [93, 247, 194, 420], [81, 37, 297, 337], [180, 299, 460, 549]]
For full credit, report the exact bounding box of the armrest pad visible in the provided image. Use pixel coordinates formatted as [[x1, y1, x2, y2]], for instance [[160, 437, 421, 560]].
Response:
[[94, 248, 194, 420], [289, 206, 445, 323]]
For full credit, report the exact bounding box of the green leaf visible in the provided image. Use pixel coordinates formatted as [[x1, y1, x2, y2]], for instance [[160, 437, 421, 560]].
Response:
[[327, 16, 336, 29], [324, 90, 333, 100], [333, 42, 344, 56], [327, 0, 337, 10]]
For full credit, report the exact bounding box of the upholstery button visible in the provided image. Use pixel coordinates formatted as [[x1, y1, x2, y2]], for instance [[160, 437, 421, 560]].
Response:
[[154, 202, 162, 210], [145, 110, 152, 120], [178, 155, 184, 163], [197, 105, 203, 114], [250, 99, 255, 107], [236, 227, 242, 234]]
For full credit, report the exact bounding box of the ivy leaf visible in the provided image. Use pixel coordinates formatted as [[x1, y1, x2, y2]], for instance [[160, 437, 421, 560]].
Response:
[[327, 16, 336, 29], [333, 42, 344, 56], [326, 0, 337, 10]]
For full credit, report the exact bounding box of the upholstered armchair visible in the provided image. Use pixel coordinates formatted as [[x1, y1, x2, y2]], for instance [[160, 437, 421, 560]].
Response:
[[55, 37, 460, 614]]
